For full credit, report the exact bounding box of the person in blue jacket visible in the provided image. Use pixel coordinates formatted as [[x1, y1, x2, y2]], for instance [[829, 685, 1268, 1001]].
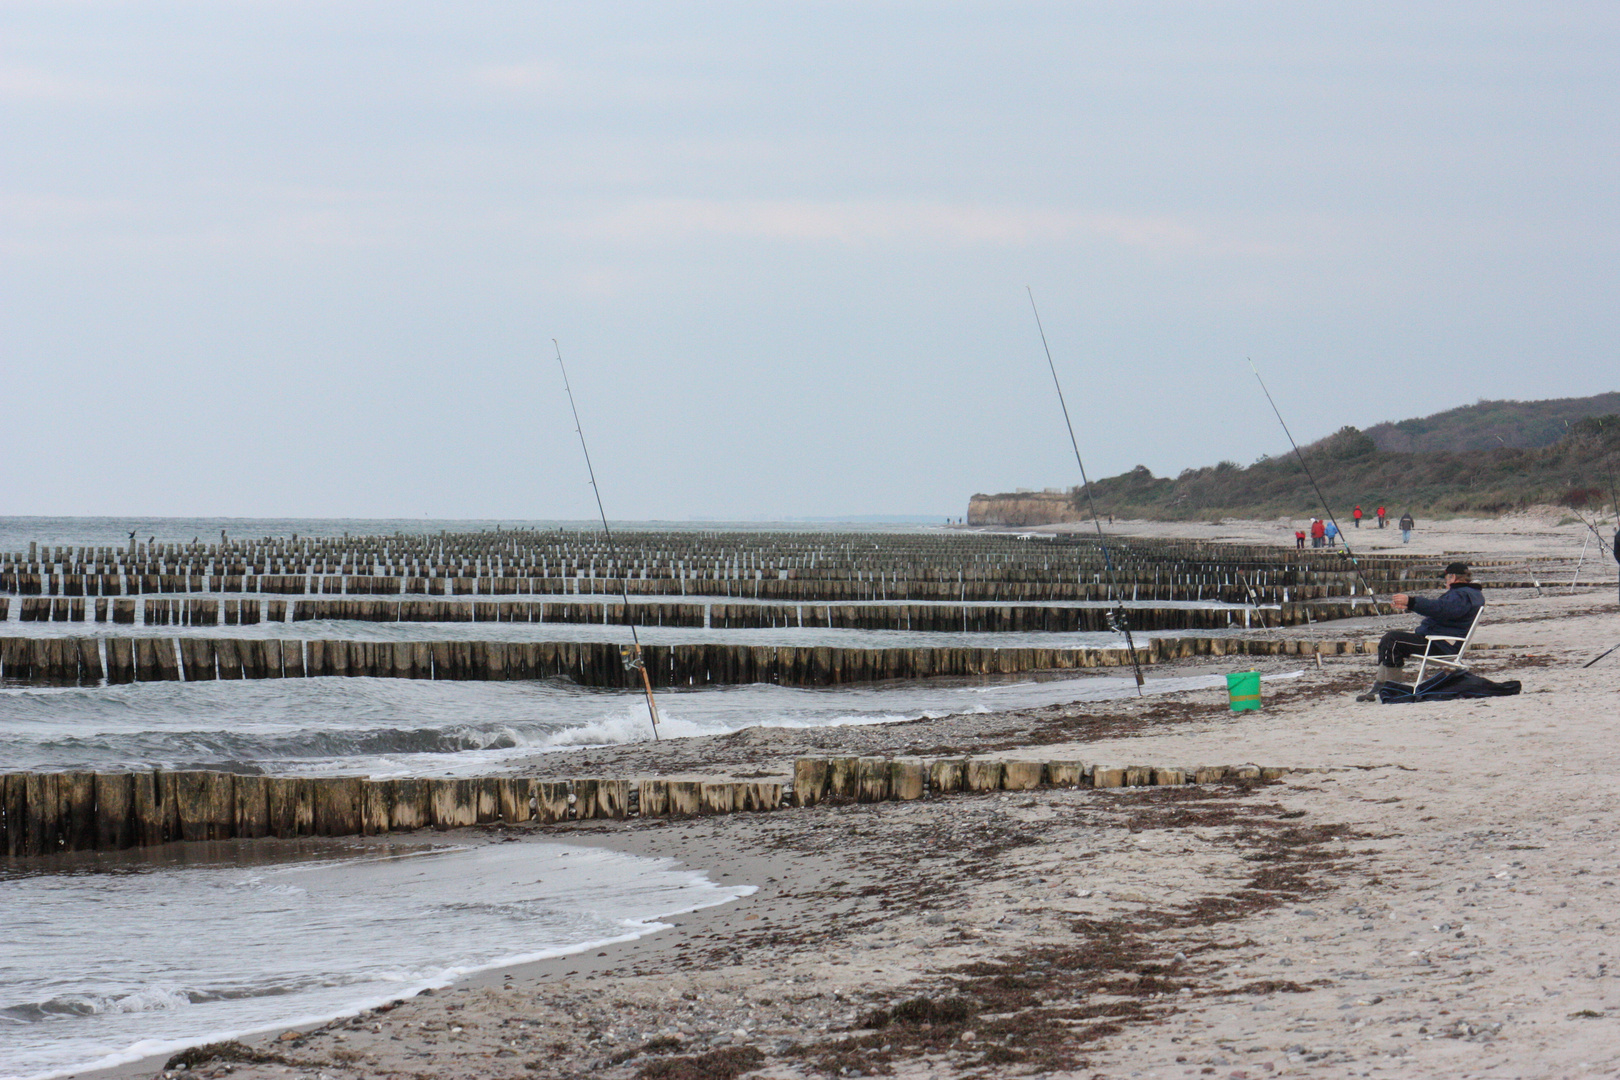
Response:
[[1356, 562, 1485, 701]]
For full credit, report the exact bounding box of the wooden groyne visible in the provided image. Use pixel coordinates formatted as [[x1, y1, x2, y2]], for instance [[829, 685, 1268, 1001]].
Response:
[[5, 595, 1386, 631], [0, 635, 1379, 688], [1, 528, 1444, 606], [0, 756, 1297, 858]]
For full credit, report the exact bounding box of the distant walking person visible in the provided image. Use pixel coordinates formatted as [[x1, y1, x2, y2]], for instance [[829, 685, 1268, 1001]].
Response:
[[1377, 505, 1387, 528], [1357, 563, 1484, 701], [1353, 505, 1363, 528], [1310, 518, 1326, 548], [1324, 520, 1339, 547], [1399, 511, 1414, 544]]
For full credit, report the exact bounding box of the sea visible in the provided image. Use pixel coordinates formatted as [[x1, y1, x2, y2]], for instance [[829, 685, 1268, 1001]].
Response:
[[0, 517, 1259, 1078]]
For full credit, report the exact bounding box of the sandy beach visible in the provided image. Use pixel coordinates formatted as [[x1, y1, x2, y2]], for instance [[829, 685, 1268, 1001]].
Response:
[[84, 516, 1620, 1080]]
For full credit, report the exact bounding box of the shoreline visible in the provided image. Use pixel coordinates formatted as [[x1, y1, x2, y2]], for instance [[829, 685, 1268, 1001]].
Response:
[[34, 516, 1620, 1079]]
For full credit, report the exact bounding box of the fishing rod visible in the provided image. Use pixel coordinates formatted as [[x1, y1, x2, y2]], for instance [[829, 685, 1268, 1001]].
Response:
[[1027, 287, 1144, 695], [1247, 359, 1382, 607], [554, 339, 661, 741], [1584, 640, 1620, 668]]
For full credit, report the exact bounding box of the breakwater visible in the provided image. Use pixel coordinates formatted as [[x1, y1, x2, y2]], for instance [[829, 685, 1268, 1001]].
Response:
[[0, 756, 1297, 858], [0, 634, 1378, 688], [6, 595, 1383, 631], [1, 528, 1443, 606]]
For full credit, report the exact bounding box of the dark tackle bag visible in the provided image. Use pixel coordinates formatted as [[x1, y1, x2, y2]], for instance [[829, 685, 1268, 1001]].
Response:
[[1377, 670, 1522, 704]]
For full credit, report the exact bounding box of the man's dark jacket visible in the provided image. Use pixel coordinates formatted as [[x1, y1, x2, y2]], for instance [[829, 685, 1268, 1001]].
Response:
[[1409, 582, 1485, 638]]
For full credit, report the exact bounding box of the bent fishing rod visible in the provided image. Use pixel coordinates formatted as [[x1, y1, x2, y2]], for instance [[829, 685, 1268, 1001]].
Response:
[[1027, 287, 1144, 695], [554, 339, 661, 741], [1247, 359, 1382, 607]]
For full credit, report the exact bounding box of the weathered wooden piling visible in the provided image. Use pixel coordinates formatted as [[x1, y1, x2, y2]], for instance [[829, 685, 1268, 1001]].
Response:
[[0, 755, 1295, 859], [1002, 761, 1044, 791]]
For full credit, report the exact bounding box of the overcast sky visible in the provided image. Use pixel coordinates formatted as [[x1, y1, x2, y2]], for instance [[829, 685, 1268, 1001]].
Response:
[[3, 2, 1615, 520]]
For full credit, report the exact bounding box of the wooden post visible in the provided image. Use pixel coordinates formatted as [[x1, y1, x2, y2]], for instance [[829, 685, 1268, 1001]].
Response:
[[498, 778, 534, 823], [535, 781, 571, 823], [1092, 766, 1125, 789], [827, 757, 859, 798], [666, 781, 702, 816], [965, 759, 1004, 792], [855, 757, 890, 802], [235, 775, 270, 838], [1046, 761, 1086, 787], [59, 771, 97, 852], [888, 760, 925, 800], [638, 779, 670, 817], [175, 771, 235, 841], [792, 758, 828, 807], [928, 758, 965, 794], [594, 779, 627, 819], [315, 777, 363, 835], [95, 772, 135, 850], [699, 782, 734, 814], [388, 779, 431, 831], [1002, 761, 1043, 791]]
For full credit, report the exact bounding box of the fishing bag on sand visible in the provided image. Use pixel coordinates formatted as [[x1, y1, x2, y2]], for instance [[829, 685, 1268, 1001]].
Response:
[[1377, 670, 1522, 704]]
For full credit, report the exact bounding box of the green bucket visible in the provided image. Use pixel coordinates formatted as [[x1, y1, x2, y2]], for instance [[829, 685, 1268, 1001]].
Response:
[[1226, 671, 1262, 712]]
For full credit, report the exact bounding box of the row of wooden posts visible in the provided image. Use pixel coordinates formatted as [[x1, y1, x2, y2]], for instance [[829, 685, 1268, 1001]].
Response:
[[1, 756, 1293, 858], [0, 635, 1380, 687], [5, 595, 1387, 631], [1, 571, 1399, 605]]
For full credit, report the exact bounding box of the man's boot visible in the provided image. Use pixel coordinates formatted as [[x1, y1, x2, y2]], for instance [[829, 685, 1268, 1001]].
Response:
[[1356, 664, 1403, 702]]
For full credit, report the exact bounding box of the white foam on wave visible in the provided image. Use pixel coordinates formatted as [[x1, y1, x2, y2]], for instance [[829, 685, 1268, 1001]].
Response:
[[5, 842, 753, 1080], [532, 698, 924, 750]]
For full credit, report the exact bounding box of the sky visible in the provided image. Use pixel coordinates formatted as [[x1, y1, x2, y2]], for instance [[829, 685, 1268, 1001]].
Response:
[[3, 2, 1616, 520]]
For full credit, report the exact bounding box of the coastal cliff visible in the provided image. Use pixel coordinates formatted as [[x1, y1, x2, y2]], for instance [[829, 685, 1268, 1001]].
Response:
[[967, 490, 1084, 526]]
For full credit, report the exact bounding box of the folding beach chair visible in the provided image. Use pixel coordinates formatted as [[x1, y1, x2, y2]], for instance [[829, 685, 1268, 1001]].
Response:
[[1411, 604, 1486, 685]]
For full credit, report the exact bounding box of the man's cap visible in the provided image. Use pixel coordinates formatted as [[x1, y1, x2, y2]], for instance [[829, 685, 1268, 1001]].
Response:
[[1444, 561, 1470, 577]]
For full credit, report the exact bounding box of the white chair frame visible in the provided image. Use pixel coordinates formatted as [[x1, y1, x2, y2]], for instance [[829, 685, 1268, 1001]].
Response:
[[1412, 603, 1486, 686]]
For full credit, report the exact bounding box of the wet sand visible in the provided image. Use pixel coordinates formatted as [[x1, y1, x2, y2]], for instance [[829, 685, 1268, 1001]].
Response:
[[84, 517, 1620, 1080]]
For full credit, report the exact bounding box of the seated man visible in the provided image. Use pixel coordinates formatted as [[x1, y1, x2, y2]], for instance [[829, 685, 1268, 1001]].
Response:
[[1356, 562, 1485, 701]]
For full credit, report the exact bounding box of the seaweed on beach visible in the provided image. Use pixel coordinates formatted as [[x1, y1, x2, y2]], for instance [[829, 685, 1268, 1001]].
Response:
[[635, 1045, 764, 1080], [782, 781, 1368, 1077], [163, 1040, 297, 1070]]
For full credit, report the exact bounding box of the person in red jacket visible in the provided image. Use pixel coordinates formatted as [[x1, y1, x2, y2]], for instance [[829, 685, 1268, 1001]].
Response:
[[1294, 528, 1306, 550], [1310, 518, 1326, 548], [1353, 505, 1363, 528], [1376, 505, 1387, 528]]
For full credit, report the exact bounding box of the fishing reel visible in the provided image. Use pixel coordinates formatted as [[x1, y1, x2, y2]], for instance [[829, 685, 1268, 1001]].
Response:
[[1106, 609, 1131, 635], [619, 645, 645, 672]]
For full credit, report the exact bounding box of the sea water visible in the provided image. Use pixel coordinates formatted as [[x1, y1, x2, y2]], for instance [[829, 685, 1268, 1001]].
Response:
[[0, 670, 1248, 776], [0, 840, 752, 1079], [0, 518, 1269, 1076]]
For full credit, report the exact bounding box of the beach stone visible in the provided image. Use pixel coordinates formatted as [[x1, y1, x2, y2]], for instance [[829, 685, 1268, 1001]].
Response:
[[1151, 767, 1185, 786], [1122, 766, 1151, 787]]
